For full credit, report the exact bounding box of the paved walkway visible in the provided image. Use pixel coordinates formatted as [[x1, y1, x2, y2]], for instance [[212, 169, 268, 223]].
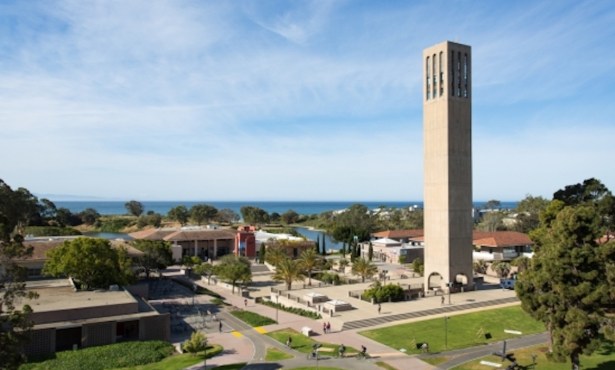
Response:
[[173, 272, 533, 370]]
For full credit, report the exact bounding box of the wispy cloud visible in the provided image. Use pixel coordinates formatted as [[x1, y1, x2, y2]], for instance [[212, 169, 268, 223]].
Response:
[[1, 0, 614, 200]]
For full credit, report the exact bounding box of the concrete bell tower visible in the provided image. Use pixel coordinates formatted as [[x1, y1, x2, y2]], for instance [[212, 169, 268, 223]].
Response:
[[423, 41, 474, 292]]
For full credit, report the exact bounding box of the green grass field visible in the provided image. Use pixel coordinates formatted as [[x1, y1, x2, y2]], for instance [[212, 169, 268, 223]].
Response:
[[265, 347, 294, 361], [361, 305, 544, 354], [230, 309, 277, 327], [266, 328, 358, 355], [452, 342, 615, 370]]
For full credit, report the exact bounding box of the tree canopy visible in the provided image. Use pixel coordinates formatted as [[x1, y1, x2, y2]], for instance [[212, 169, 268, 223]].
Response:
[[167, 205, 189, 226], [240, 206, 270, 225], [215, 255, 251, 293], [0, 179, 39, 369], [272, 257, 305, 290], [124, 200, 144, 217], [44, 237, 134, 289], [131, 239, 172, 278], [329, 204, 374, 244], [351, 257, 378, 283], [516, 179, 615, 370], [190, 204, 218, 225]]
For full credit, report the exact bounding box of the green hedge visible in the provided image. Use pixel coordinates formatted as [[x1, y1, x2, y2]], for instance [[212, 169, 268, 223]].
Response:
[[230, 310, 277, 327], [260, 300, 322, 319], [20, 341, 174, 370], [98, 218, 134, 232]]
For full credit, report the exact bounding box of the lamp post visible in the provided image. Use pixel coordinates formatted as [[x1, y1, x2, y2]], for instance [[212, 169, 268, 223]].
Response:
[[275, 294, 279, 323], [448, 281, 452, 305], [444, 316, 449, 350]]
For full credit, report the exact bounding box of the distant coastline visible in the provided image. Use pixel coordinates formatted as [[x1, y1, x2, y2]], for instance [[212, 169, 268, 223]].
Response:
[[53, 200, 519, 216]]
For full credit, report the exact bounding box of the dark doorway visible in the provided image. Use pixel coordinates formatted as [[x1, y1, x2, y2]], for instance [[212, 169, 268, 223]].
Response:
[[56, 327, 82, 352], [116, 320, 139, 342]]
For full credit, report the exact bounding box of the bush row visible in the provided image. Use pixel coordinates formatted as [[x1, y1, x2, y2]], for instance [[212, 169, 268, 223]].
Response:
[[259, 300, 322, 319], [230, 310, 277, 327], [20, 341, 174, 370]]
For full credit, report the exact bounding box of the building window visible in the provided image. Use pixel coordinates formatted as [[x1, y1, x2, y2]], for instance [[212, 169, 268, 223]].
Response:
[[463, 53, 469, 98], [451, 52, 455, 97], [432, 53, 437, 99], [439, 51, 444, 96], [426, 56, 430, 100], [457, 51, 462, 97]]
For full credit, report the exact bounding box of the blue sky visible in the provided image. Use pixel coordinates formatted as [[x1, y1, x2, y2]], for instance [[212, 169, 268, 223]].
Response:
[[1, 0, 614, 201]]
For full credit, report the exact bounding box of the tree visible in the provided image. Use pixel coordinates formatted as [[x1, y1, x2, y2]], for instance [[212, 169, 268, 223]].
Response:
[[491, 261, 511, 278], [131, 240, 172, 279], [321, 235, 326, 256], [265, 242, 287, 267], [167, 205, 189, 226], [368, 242, 373, 261], [272, 257, 305, 290], [298, 249, 322, 286], [516, 204, 611, 370], [514, 194, 549, 233], [477, 211, 505, 232], [473, 259, 488, 274], [351, 258, 378, 283], [511, 256, 530, 274], [215, 255, 251, 294], [258, 242, 266, 264], [270, 212, 281, 222], [79, 208, 101, 225], [281, 210, 299, 224], [55, 207, 80, 227], [329, 204, 374, 245], [190, 204, 218, 226], [0, 180, 39, 369], [411, 258, 424, 276], [193, 262, 215, 285], [124, 200, 144, 217], [216, 208, 239, 224], [44, 237, 134, 289], [183, 331, 207, 355], [240, 206, 270, 225]]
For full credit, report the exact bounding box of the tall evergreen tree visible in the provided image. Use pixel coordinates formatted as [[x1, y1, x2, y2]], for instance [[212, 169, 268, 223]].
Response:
[[321, 234, 326, 256], [516, 204, 612, 370]]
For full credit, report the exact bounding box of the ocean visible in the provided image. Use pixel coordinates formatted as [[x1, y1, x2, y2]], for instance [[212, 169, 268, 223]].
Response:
[[53, 200, 518, 216]]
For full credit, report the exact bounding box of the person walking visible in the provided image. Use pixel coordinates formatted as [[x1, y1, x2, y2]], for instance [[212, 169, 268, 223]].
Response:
[[377, 303, 381, 314], [441, 295, 445, 305], [326, 322, 331, 333], [323, 322, 327, 334], [286, 336, 293, 348], [244, 298, 248, 308], [219, 320, 223, 333]]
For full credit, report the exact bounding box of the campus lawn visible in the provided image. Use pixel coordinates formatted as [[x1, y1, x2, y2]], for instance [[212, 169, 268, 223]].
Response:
[[265, 347, 293, 361], [230, 309, 277, 327], [116, 344, 223, 370], [360, 305, 544, 354], [452, 342, 615, 370], [267, 328, 358, 356]]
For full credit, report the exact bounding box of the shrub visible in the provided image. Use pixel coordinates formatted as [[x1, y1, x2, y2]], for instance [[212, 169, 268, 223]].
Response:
[[319, 271, 341, 285], [362, 281, 405, 303], [98, 217, 133, 232], [20, 341, 173, 370], [259, 300, 322, 319]]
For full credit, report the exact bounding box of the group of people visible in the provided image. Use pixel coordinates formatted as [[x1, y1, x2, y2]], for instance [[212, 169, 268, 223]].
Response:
[[322, 321, 332, 333]]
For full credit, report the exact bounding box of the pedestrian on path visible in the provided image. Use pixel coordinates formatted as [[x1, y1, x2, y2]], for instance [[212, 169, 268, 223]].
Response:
[[286, 336, 292, 348], [219, 320, 223, 333], [326, 322, 331, 333], [377, 303, 381, 314], [244, 298, 248, 308], [441, 295, 445, 305], [323, 322, 327, 334]]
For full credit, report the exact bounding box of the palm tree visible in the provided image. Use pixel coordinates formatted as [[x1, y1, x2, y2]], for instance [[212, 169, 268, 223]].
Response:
[[473, 260, 488, 274], [272, 257, 306, 290], [298, 248, 321, 286], [351, 258, 378, 283], [265, 240, 287, 268]]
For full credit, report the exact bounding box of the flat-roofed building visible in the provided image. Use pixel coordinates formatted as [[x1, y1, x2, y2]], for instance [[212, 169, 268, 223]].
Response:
[[22, 279, 169, 357]]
